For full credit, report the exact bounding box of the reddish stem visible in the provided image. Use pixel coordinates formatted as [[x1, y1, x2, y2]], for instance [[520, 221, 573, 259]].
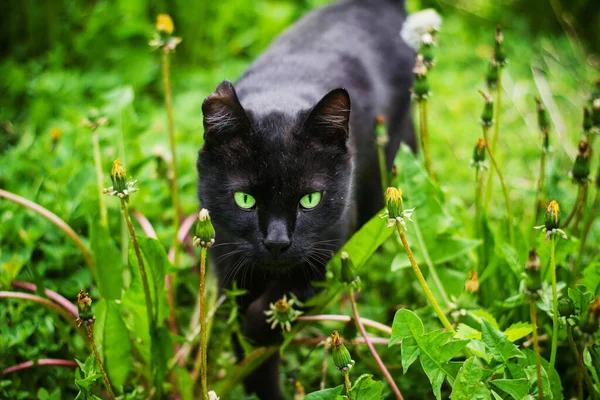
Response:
[[11, 281, 78, 316], [3, 359, 78, 375]]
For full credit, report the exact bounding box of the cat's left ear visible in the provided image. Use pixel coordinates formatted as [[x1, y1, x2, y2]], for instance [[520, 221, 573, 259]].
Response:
[[202, 80, 251, 143], [302, 88, 351, 145]]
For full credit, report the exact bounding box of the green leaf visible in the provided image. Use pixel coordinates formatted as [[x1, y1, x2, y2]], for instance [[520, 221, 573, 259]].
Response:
[[568, 285, 593, 316], [455, 323, 481, 340], [497, 243, 523, 280], [151, 326, 172, 398], [450, 357, 492, 400], [470, 310, 500, 329], [503, 322, 533, 342], [304, 385, 344, 400], [90, 220, 124, 300], [490, 379, 529, 400], [520, 350, 562, 399], [349, 374, 383, 400], [481, 319, 524, 363], [581, 262, 600, 297], [390, 309, 468, 399], [93, 299, 131, 391]]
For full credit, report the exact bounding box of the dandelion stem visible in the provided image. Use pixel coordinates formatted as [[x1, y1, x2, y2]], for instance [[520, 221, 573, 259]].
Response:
[[92, 133, 108, 227], [575, 188, 599, 281], [475, 170, 486, 272], [192, 247, 209, 399], [0, 189, 95, 275], [396, 225, 454, 333], [567, 324, 584, 400], [377, 142, 388, 195], [573, 183, 588, 236], [349, 289, 404, 400], [86, 323, 116, 400], [2, 359, 78, 375], [120, 199, 154, 329], [419, 100, 435, 180], [0, 291, 78, 328], [549, 236, 558, 369], [344, 370, 352, 397], [485, 72, 503, 208], [533, 148, 547, 229], [530, 299, 544, 400], [483, 126, 512, 243], [562, 185, 583, 229]]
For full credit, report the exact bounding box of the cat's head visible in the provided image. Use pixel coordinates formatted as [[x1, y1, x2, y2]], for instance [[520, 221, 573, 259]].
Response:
[[197, 80, 353, 270]]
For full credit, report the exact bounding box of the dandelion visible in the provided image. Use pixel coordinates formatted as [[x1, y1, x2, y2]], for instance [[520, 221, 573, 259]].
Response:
[[464, 271, 479, 293], [149, 14, 182, 52], [534, 200, 568, 241], [50, 127, 62, 142], [156, 14, 174, 35], [331, 330, 355, 396], [380, 187, 414, 230], [479, 90, 494, 127], [103, 159, 138, 202], [469, 138, 488, 172], [193, 209, 216, 248], [400, 9, 442, 51], [264, 295, 303, 332], [340, 251, 360, 288]]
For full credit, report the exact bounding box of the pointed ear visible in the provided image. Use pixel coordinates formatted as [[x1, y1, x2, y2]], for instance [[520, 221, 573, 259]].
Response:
[[303, 88, 351, 145], [202, 80, 250, 141]]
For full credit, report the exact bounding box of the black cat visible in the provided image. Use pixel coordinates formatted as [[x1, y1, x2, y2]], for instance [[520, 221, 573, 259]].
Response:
[[197, 0, 415, 397]]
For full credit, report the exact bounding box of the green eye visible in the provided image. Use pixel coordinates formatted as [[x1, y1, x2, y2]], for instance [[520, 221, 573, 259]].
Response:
[[234, 192, 256, 209], [299, 192, 322, 209]]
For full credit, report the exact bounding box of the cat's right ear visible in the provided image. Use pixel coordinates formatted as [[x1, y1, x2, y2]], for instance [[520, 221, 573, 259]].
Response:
[[202, 80, 250, 142]]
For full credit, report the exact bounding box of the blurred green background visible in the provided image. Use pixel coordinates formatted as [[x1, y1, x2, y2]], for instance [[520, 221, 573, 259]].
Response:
[[1, 0, 599, 398]]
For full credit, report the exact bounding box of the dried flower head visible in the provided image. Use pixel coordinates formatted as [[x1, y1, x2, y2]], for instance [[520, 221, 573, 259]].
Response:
[[264, 294, 302, 332], [193, 209, 216, 248], [103, 159, 138, 201], [485, 59, 499, 89], [535, 98, 550, 133], [493, 25, 507, 66], [76, 289, 95, 326], [479, 90, 494, 126], [464, 271, 479, 293], [524, 249, 542, 293], [580, 298, 600, 334], [583, 107, 593, 133], [81, 109, 109, 132], [412, 55, 430, 101], [534, 200, 567, 241], [572, 141, 591, 184], [469, 138, 488, 172], [381, 187, 415, 230], [400, 9, 442, 51], [331, 330, 354, 371]]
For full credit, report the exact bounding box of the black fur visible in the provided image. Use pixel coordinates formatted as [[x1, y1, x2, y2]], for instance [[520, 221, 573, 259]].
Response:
[[197, 0, 414, 398]]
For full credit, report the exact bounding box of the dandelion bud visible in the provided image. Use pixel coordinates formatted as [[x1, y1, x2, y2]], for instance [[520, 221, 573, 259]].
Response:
[[340, 251, 358, 285], [264, 295, 302, 332], [464, 271, 479, 293], [376, 115, 388, 146], [572, 141, 590, 184], [583, 107, 593, 133], [558, 297, 575, 318], [193, 209, 215, 248], [156, 14, 174, 35], [493, 25, 506, 66], [331, 330, 354, 371], [580, 298, 600, 334], [592, 98, 600, 128], [473, 138, 486, 163], [485, 60, 499, 89], [50, 127, 62, 142], [76, 289, 94, 323], [419, 33, 436, 68], [544, 201, 560, 231], [525, 249, 542, 293], [412, 55, 429, 101], [385, 187, 404, 219], [479, 91, 494, 126], [110, 159, 128, 193], [535, 98, 550, 133]]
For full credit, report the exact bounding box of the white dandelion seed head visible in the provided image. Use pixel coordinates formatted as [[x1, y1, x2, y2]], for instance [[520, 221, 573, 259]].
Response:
[[400, 9, 442, 51]]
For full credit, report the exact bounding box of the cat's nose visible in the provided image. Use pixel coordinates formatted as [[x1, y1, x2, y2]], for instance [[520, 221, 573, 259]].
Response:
[[264, 218, 291, 257]]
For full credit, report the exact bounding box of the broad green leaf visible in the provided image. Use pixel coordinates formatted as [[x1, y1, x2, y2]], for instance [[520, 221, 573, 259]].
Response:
[[349, 374, 383, 400], [90, 220, 124, 300], [568, 285, 593, 316], [469, 310, 499, 329], [93, 299, 132, 391], [520, 349, 562, 399], [490, 379, 529, 400], [503, 322, 533, 342], [304, 385, 344, 400], [450, 357, 492, 400], [581, 262, 600, 296], [391, 309, 468, 399], [456, 323, 481, 340], [481, 319, 524, 363], [497, 243, 522, 280], [151, 326, 172, 398]]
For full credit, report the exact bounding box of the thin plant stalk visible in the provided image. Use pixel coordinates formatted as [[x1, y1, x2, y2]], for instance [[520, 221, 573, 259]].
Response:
[[161, 48, 181, 352], [572, 183, 589, 236], [86, 323, 116, 400], [192, 247, 209, 399], [567, 324, 584, 400], [485, 72, 503, 208], [530, 299, 544, 400], [92, 133, 108, 227], [483, 126, 513, 243], [0, 291, 78, 328], [377, 142, 388, 194], [344, 370, 352, 397], [419, 100, 435, 180], [2, 359, 78, 375], [533, 147, 547, 227], [12, 281, 78, 316], [396, 225, 455, 333], [549, 237, 558, 369], [349, 289, 404, 400], [0, 189, 95, 275], [297, 315, 392, 335], [120, 199, 154, 328], [575, 188, 599, 280], [475, 170, 486, 271], [562, 186, 583, 229]]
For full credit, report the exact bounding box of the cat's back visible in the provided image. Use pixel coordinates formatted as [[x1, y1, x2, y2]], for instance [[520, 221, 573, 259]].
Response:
[[235, 0, 412, 115]]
